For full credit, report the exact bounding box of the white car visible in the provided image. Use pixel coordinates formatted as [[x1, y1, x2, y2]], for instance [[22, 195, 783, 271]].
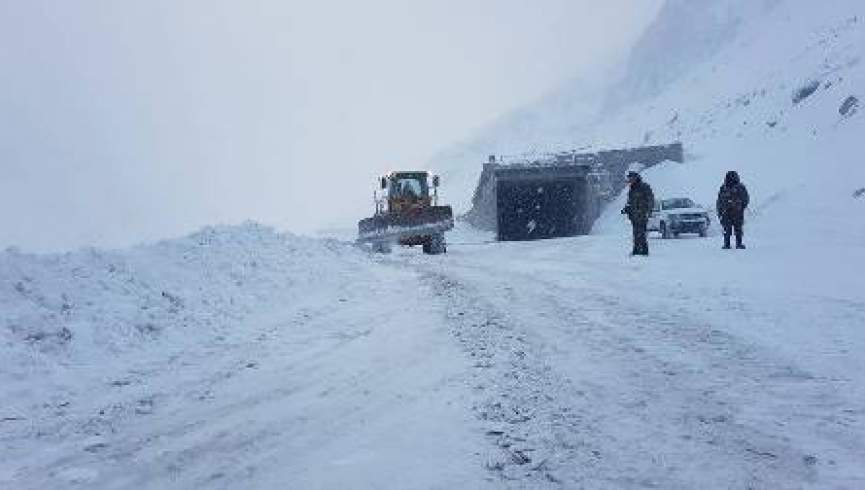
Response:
[[648, 197, 710, 238]]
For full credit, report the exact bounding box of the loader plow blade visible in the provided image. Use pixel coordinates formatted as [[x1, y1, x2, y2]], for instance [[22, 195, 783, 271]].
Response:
[[357, 206, 454, 243]]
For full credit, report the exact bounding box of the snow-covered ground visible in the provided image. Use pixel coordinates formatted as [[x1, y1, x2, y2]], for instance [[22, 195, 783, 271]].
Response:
[[419, 222, 865, 488], [0, 224, 494, 489], [2, 220, 864, 489], [3, 0, 865, 488]]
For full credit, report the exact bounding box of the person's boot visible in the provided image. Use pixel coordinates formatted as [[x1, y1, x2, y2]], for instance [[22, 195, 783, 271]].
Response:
[[735, 234, 746, 249], [723, 234, 731, 249]]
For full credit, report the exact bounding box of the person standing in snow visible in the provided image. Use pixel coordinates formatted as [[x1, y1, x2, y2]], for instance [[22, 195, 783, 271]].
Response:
[[621, 169, 655, 256], [716, 170, 750, 249]]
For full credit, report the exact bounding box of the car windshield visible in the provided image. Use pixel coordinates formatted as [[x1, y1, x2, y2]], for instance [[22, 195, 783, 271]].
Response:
[[390, 175, 428, 198], [662, 198, 695, 210]]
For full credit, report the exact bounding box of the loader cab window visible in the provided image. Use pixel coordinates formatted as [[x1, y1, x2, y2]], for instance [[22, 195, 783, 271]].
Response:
[[389, 175, 428, 199]]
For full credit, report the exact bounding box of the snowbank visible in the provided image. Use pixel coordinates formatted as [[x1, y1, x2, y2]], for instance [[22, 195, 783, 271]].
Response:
[[0, 223, 364, 404], [1, 223, 496, 489]]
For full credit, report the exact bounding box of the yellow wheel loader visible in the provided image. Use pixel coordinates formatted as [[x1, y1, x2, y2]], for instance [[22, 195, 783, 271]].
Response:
[[357, 171, 454, 254]]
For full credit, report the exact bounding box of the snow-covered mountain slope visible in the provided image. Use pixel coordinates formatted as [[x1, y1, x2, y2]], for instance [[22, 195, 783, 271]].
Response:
[[431, 0, 865, 237], [604, 0, 781, 110], [594, 0, 865, 244]]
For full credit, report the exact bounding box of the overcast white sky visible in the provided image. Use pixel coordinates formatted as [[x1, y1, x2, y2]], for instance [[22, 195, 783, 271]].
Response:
[[0, 0, 662, 251]]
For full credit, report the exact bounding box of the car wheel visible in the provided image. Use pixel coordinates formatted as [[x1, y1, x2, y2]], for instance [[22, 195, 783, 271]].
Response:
[[660, 222, 671, 239], [698, 226, 707, 238]]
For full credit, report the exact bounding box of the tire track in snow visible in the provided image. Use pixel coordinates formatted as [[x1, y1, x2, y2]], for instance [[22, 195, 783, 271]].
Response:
[[417, 257, 865, 489], [3, 262, 486, 490]]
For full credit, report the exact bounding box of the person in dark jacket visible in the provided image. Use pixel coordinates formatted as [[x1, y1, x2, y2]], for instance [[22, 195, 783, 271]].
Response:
[[621, 170, 655, 256], [716, 170, 750, 249]]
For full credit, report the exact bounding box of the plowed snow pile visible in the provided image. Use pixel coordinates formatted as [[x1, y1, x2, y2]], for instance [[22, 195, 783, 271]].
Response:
[[0, 223, 490, 489]]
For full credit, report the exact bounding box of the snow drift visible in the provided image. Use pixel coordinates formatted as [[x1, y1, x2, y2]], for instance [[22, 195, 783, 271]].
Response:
[[0, 223, 491, 489], [0, 223, 362, 408], [4, 224, 330, 332]]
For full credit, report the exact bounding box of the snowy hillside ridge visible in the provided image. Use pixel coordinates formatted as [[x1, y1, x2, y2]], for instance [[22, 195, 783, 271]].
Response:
[[427, 0, 781, 208], [586, 0, 865, 242], [0, 222, 359, 362], [431, 0, 865, 238], [604, 0, 781, 110], [593, 1, 864, 147]]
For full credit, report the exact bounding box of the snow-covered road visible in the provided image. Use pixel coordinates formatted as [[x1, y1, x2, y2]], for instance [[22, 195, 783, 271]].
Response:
[[408, 227, 865, 488], [5, 272, 487, 489], [2, 224, 864, 489]]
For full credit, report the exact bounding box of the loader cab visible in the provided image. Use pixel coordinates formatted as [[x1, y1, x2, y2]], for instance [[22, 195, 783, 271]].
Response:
[[386, 172, 430, 199], [383, 171, 439, 212]]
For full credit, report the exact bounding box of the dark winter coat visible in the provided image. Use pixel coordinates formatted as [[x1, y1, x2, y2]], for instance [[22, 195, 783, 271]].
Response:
[[625, 177, 655, 222], [716, 171, 750, 219]]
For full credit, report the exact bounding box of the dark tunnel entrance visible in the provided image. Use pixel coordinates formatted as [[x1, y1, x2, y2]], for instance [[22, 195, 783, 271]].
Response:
[[495, 173, 590, 241]]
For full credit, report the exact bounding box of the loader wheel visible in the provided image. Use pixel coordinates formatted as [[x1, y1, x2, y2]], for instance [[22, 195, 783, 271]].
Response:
[[423, 233, 446, 255]]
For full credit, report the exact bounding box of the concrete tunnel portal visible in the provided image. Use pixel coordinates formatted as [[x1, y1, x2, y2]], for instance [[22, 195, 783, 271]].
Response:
[[465, 143, 684, 241]]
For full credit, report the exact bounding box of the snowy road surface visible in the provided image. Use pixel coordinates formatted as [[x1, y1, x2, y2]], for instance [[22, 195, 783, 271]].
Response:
[[2, 224, 864, 489], [411, 227, 865, 488]]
